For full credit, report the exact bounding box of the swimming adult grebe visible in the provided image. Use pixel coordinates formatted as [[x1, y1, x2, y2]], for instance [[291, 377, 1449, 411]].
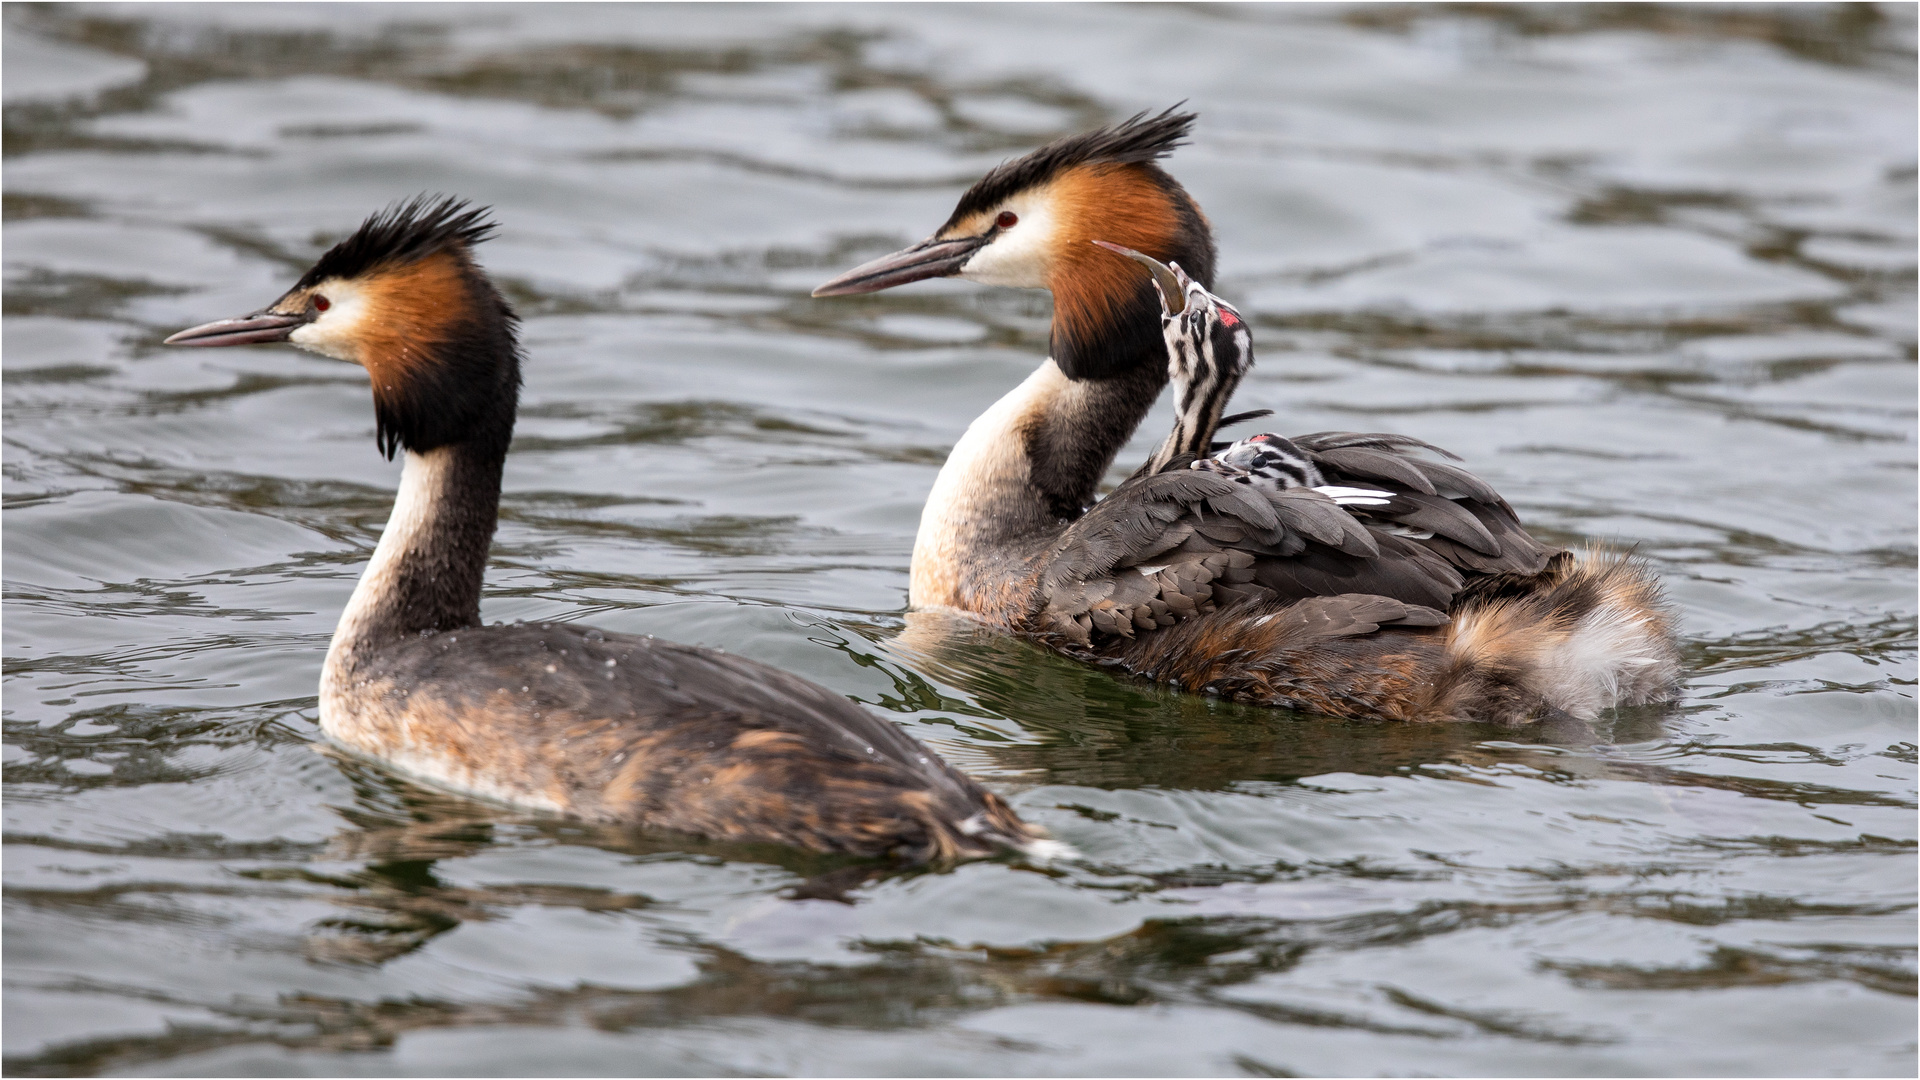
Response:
[[165, 196, 1057, 860], [812, 111, 1680, 724]]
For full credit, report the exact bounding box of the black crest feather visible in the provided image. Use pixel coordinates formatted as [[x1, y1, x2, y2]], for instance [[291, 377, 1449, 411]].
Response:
[[942, 106, 1197, 232], [297, 194, 499, 288]]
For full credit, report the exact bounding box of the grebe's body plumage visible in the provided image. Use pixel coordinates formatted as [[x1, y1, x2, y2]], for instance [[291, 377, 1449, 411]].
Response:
[[814, 112, 1680, 725], [168, 197, 1050, 861]]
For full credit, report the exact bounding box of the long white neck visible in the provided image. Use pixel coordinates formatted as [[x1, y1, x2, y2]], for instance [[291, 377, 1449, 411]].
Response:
[[320, 443, 499, 716], [330, 448, 452, 655]]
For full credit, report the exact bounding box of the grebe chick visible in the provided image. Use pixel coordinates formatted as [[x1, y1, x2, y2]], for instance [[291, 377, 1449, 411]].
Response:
[[813, 111, 1680, 724], [165, 196, 1058, 862], [1098, 243, 1402, 515]]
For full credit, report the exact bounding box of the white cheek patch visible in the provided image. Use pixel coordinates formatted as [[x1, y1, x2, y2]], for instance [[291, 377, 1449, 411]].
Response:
[[958, 196, 1058, 289], [287, 279, 371, 364]]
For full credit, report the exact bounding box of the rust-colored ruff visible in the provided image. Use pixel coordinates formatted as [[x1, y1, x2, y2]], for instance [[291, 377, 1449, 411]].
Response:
[[352, 252, 470, 385], [1045, 164, 1181, 351]]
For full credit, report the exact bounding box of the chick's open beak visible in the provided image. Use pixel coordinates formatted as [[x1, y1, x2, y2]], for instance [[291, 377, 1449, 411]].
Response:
[[812, 235, 988, 297], [1090, 240, 1186, 315], [163, 311, 309, 348]]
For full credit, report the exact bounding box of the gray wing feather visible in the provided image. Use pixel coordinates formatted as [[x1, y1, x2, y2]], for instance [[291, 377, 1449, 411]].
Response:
[[1389, 493, 1502, 555], [1293, 431, 1463, 461], [1408, 458, 1502, 503], [1296, 430, 1563, 577], [1036, 430, 1558, 646], [1311, 447, 1438, 495], [1271, 489, 1379, 556], [1273, 594, 1450, 641]]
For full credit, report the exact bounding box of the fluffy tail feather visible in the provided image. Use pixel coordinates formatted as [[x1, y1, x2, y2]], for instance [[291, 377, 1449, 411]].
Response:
[[1442, 549, 1679, 721]]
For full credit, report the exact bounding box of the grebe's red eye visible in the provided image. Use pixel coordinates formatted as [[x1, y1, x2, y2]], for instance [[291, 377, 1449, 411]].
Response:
[[995, 211, 1018, 229], [313, 295, 331, 312]]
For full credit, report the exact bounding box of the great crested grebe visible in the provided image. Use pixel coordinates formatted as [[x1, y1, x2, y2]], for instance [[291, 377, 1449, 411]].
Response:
[[813, 111, 1679, 725], [165, 196, 1056, 861]]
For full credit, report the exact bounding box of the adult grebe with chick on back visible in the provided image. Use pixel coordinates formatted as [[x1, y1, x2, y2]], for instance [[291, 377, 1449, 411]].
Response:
[[813, 110, 1680, 724]]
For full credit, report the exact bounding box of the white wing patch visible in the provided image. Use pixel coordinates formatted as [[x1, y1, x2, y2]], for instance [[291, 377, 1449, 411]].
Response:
[[1314, 485, 1395, 507]]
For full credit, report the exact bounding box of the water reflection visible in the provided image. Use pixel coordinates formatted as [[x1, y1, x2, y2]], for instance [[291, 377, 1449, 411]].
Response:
[[13, 862, 1907, 1076]]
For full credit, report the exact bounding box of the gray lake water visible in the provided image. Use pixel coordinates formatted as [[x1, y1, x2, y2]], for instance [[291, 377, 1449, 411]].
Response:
[[4, 4, 1915, 1076]]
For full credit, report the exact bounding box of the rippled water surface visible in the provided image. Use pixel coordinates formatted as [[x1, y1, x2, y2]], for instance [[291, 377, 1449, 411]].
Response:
[[5, 4, 1916, 1076]]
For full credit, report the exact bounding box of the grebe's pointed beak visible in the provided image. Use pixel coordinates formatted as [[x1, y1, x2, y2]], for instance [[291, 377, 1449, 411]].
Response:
[[1091, 240, 1186, 315], [812, 234, 989, 297], [164, 310, 308, 347]]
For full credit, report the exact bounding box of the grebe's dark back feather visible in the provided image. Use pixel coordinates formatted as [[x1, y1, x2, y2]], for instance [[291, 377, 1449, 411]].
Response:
[[362, 623, 1038, 859], [166, 196, 1058, 862]]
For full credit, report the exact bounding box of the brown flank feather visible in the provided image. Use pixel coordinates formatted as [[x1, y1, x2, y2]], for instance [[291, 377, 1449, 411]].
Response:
[[332, 625, 1042, 860], [1104, 551, 1678, 725]]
